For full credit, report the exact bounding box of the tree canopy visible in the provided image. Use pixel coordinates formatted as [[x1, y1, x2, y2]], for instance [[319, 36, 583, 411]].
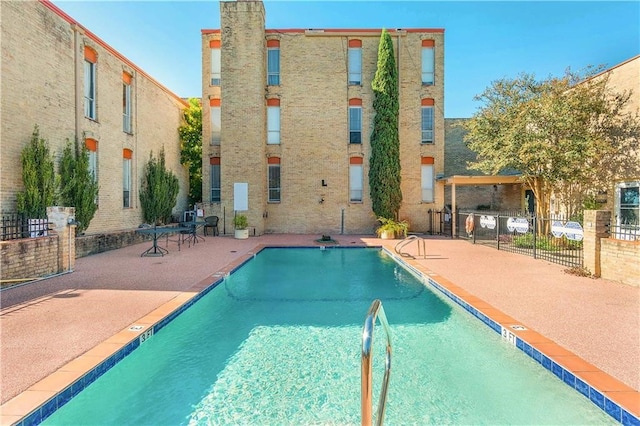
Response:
[[369, 28, 402, 220], [178, 98, 203, 206], [463, 68, 640, 219]]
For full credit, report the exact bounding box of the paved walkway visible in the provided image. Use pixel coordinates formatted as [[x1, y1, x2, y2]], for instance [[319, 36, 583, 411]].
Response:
[[1, 234, 638, 417]]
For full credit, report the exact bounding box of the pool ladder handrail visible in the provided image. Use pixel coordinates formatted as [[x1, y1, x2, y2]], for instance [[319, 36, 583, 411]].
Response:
[[361, 299, 392, 426], [394, 235, 427, 259]]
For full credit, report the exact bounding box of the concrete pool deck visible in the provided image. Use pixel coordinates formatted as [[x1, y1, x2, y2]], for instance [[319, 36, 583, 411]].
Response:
[[1, 234, 638, 424]]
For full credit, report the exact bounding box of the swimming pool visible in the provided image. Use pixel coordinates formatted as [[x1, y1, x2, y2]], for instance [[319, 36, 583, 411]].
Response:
[[40, 247, 616, 425]]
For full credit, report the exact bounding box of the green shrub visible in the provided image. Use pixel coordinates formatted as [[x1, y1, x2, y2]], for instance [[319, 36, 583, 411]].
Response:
[[139, 148, 179, 225], [16, 126, 57, 217]]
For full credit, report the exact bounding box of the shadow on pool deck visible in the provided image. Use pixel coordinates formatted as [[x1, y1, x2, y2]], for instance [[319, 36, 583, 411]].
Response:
[[1, 233, 638, 418]]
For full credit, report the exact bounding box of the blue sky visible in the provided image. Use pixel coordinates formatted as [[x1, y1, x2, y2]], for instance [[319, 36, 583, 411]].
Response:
[[53, 1, 639, 118]]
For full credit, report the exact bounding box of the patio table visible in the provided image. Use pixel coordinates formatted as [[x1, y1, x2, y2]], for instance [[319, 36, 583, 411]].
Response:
[[136, 225, 189, 257]]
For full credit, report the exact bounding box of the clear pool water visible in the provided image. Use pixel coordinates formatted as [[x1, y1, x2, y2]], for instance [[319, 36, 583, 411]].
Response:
[[43, 247, 614, 425]]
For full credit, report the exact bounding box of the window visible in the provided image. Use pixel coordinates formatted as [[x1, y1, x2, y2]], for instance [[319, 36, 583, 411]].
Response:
[[349, 157, 363, 202], [348, 40, 362, 85], [616, 181, 639, 225], [268, 157, 281, 202], [84, 46, 97, 119], [210, 40, 221, 86], [267, 99, 280, 144], [123, 72, 132, 133], [123, 149, 132, 208], [421, 98, 434, 144], [421, 157, 434, 203], [86, 139, 98, 204], [210, 157, 221, 202], [210, 99, 221, 145], [349, 98, 362, 144], [85, 139, 98, 181], [267, 40, 280, 86], [422, 40, 435, 85]]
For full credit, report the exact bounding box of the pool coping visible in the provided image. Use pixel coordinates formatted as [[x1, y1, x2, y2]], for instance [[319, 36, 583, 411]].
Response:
[[1, 244, 638, 425]]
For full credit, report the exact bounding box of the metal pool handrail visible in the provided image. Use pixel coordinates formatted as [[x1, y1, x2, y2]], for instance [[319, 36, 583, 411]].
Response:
[[361, 299, 392, 426], [394, 235, 427, 259]]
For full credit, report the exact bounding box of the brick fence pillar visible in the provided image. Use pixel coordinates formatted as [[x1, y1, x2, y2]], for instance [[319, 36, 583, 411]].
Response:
[[583, 210, 610, 277], [47, 206, 76, 273]]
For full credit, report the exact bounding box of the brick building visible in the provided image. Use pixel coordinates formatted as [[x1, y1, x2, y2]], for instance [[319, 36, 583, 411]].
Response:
[[200, 0, 445, 235], [0, 0, 189, 234]]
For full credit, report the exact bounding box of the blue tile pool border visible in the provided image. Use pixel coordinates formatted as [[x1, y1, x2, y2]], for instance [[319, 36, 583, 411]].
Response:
[[384, 248, 639, 426], [14, 246, 638, 426]]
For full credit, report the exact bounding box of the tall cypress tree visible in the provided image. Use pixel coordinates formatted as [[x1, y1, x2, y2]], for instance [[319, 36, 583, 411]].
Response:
[[139, 148, 179, 225], [58, 139, 99, 235], [16, 126, 56, 218], [369, 28, 402, 220]]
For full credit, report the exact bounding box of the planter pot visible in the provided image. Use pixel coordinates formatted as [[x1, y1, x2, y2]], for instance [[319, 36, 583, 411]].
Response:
[[379, 230, 396, 240], [234, 229, 249, 239]]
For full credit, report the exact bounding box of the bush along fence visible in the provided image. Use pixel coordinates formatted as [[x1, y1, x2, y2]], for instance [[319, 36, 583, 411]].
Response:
[[456, 211, 584, 268]]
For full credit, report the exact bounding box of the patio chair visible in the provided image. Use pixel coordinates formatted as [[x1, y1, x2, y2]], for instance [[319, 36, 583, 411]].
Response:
[[180, 221, 197, 247], [204, 215, 219, 236]]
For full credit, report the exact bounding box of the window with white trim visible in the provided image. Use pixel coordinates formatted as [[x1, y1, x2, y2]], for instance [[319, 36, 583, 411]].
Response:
[[421, 101, 434, 144], [421, 160, 434, 202], [210, 100, 221, 145], [210, 158, 221, 202], [123, 151, 132, 208], [349, 106, 362, 144], [267, 104, 280, 144], [422, 40, 435, 85], [267, 46, 280, 86], [616, 181, 639, 225], [123, 78, 132, 133], [349, 157, 363, 202], [210, 41, 221, 86], [84, 58, 96, 119], [268, 160, 281, 202], [348, 41, 362, 85]]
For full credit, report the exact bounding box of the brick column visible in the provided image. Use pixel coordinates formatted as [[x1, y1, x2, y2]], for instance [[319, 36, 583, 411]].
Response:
[[583, 210, 610, 277], [47, 206, 76, 273]]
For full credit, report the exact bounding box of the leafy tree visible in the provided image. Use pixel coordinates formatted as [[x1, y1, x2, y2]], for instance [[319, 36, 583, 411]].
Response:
[[139, 148, 179, 225], [58, 139, 99, 235], [178, 98, 202, 205], [464, 68, 640, 221], [16, 126, 57, 217], [369, 28, 402, 220]]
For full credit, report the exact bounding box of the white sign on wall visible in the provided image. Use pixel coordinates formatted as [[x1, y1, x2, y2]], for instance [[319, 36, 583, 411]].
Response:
[[234, 183, 248, 211]]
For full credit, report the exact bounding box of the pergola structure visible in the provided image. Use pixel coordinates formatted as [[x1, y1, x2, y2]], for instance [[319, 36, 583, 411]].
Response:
[[443, 175, 525, 236]]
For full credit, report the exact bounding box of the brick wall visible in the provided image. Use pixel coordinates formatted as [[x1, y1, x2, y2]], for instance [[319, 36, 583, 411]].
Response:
[[600, 239, 640, 287], [1, 1, 188, 234], [0, 237, 60, 282], [75, 230, 151, 258], [202, 5, 445, 234], [583, 210, 638, 287]]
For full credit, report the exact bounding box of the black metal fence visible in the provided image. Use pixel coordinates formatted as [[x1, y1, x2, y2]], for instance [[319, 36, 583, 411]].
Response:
[[606, 222, 640, 241], [425, 208, 453, 236], [1, 213, 49, 241], [457, 211, 584, 268]]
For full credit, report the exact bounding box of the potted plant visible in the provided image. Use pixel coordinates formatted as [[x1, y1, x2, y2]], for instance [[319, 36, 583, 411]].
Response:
[[233, 214, 249, 239], [376, 217, 409, 239]]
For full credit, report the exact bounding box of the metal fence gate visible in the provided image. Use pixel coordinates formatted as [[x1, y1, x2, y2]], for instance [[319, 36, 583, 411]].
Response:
[[457, 211, 584, 268]]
